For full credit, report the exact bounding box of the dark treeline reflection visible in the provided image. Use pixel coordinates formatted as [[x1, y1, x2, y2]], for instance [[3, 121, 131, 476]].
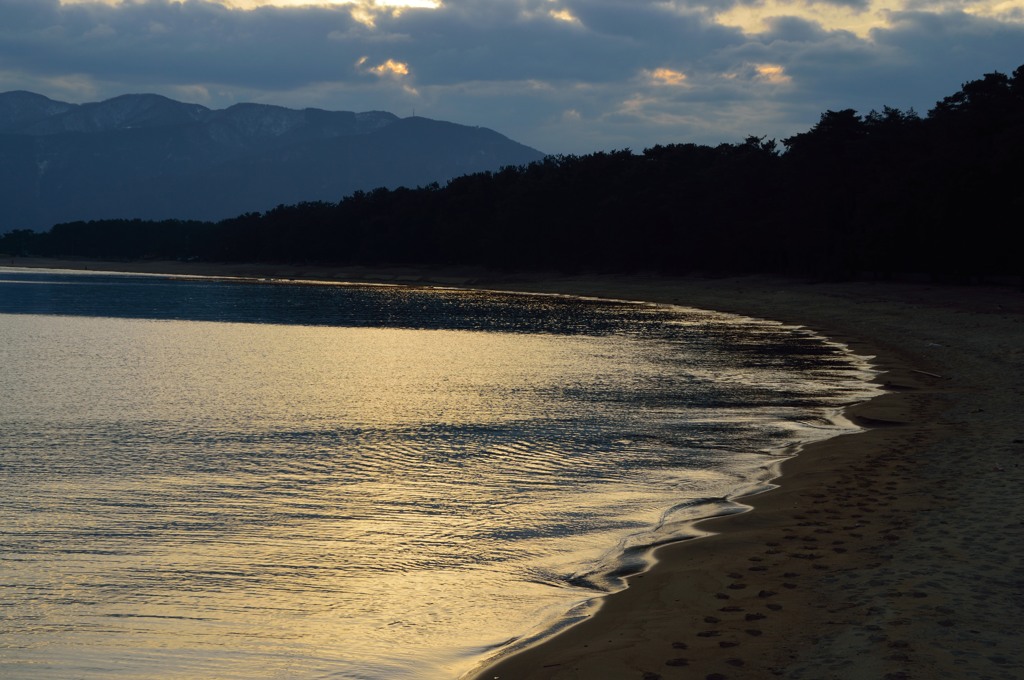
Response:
[[3, 65, 1022, 280]]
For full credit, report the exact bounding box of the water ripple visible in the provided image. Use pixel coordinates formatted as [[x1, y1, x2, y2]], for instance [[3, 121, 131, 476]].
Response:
[[0, 271, 880, 680]]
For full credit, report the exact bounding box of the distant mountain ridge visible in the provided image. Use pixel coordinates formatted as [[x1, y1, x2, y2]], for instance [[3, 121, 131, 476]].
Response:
[[0, 91, 545, 231]]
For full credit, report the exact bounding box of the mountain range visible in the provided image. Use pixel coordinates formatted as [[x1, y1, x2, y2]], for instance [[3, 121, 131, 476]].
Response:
[[0, 91, 545, 232]]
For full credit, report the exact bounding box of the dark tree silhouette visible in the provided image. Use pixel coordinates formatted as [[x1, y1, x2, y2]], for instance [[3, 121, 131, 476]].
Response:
[[3, 64, 1022, 281]]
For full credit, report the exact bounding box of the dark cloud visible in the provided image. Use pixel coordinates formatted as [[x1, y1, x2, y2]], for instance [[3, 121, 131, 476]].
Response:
[[763, 10, 1024, 117], [0, 0, 1020, 153], [814, 0, 872, 9], [756, 15, 837, 42], [1, 1, 364, 88]]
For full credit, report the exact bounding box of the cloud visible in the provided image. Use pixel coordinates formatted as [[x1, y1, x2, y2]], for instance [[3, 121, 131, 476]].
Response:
[[358, 56, 411, 77], [646, 68, 689, 86], [1, 0, 1022, 153]]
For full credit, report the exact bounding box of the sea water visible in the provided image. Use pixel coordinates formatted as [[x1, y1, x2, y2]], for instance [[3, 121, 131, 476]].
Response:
[[0, 268, 878, 679]]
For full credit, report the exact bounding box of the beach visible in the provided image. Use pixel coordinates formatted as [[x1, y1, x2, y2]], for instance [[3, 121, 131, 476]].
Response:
[[5, 259, 1023, 679]]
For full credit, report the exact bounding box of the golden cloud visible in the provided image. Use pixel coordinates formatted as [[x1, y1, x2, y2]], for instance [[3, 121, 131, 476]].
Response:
[[754, 64, 791, 84], [549, 9, 581, 24], [648, 67, 688, 86], [357, 56, 411, 77]]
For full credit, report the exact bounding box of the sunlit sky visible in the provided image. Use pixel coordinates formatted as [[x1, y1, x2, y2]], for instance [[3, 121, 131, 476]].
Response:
[[2, 0, 1022, 153]]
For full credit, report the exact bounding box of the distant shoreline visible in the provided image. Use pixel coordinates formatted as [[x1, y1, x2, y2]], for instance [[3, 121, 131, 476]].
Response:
[[5, 258, 1023, 679]]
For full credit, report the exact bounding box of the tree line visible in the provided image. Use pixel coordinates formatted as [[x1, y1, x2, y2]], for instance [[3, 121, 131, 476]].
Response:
[[3, 64, 1022, 280]]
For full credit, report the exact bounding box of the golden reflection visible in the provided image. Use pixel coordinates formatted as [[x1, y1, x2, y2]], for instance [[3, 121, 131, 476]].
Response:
[[0, 283, 879, 680], [3, 313, 691, 679]]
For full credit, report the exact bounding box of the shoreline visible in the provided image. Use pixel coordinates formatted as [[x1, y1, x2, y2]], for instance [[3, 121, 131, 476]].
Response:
[[5, 259, 1023, 679]]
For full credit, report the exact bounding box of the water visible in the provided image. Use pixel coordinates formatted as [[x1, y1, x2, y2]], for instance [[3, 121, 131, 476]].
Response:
[[0, 268, 878, 679]]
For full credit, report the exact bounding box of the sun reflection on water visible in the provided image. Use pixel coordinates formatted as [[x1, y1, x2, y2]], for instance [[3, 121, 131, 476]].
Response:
[[0, 278, 878, 680]]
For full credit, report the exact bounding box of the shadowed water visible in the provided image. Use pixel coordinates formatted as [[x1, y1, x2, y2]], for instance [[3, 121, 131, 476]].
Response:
[[0, 268, 878, 679]]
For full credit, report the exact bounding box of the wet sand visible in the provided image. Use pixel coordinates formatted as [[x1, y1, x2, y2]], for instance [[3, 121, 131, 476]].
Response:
[[6, 259, 1023, 679]]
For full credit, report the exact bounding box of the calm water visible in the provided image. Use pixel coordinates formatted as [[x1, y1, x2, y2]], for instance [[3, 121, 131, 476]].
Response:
[[0, 268, 878, 680]]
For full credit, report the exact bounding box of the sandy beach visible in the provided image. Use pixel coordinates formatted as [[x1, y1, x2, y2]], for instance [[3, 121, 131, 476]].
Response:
[[5, 259, 1023, 680]]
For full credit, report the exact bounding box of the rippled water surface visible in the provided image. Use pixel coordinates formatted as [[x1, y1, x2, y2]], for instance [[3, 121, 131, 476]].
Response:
[[0, 268, 877, 679]]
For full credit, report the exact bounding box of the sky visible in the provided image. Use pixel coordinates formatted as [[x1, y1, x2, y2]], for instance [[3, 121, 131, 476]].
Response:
[[1, 0, 1022, 154]]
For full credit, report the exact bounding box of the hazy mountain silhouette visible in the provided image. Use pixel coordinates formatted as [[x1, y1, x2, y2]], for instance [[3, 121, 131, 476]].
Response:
[[0, 92, 545, 231]]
